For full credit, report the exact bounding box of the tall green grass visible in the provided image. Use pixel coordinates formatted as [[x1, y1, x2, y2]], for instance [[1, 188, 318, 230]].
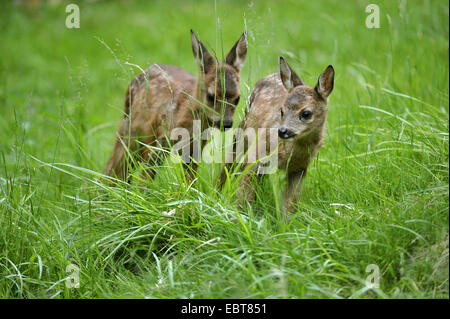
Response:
[[0, 0, 448, 298]]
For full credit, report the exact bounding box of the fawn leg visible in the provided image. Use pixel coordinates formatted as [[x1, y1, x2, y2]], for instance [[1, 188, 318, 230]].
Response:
[[283, 168, 307, 214], [182, 136, 208, 180], [140, 138, 167, 180], [104, 118, 135, 183], [235, 163, 260, 205]]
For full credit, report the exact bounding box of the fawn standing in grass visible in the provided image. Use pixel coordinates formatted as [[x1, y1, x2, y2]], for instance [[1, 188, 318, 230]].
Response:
[[105, 29, 247, 181], [232, 56, 334, 212]]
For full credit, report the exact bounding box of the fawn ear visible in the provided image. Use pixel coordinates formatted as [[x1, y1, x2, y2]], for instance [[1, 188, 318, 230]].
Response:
[[279, 56, 305, 91], [191, 29, 216, 73], [225, 31, 247, 72], [315, 65, 334, 99]]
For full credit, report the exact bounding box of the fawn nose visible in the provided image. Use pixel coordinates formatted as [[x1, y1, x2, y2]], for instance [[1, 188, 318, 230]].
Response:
[[278, 127, 295, 139], [215, 120, 233, 130], [278, 127, 287, 137]]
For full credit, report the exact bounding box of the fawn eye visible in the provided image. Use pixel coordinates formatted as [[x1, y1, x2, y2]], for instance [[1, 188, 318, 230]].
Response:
[[207, 93, 215, 104], [300, 110, 312, 120], [280, 109, 284, 117]]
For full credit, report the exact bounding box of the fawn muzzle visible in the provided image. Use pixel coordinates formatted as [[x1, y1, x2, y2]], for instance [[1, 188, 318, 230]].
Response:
[[278, 127, 295, 139], [215, 120, 233, 130]]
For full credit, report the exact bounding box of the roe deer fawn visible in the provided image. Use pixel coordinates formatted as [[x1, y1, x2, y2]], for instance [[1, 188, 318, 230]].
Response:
[[105, 29, 247, 181], [231, 56, 334, 213]]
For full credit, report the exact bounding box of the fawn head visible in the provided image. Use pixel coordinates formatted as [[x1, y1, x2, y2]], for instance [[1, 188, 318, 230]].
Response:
[[191, 29, 247, 130], [278, 56, 334, 141]]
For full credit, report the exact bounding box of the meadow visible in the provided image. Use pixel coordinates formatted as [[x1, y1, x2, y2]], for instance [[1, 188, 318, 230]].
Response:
[[0, 0, 448, 298]]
